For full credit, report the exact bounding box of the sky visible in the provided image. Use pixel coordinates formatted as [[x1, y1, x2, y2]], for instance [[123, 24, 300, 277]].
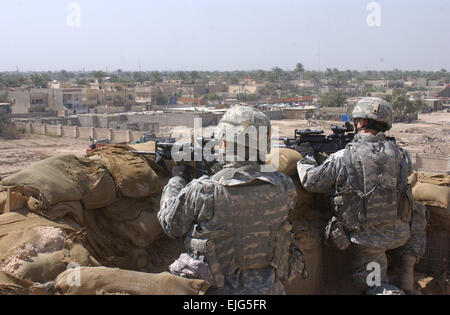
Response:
[[0, 0, 449, 72]]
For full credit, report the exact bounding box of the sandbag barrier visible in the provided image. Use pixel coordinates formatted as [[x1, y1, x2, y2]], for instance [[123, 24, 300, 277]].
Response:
[[0, 145, 448, 295], [0, 147, 184, 288]]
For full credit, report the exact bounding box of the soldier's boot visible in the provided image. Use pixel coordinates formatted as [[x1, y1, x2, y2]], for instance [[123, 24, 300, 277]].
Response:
[[399, 255, 420, 295]]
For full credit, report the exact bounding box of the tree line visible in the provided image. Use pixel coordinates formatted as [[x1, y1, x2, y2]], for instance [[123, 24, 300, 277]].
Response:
[[1, 65, 448, 89]]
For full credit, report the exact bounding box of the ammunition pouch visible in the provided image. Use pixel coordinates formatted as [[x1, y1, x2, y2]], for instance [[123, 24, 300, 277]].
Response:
[[324, 216, 351, 250], [398, 185, 414, 223]]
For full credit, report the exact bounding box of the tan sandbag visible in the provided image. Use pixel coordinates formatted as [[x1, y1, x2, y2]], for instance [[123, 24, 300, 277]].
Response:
[[86, 145, 161, 199], [427, 205, 450, 232], [129, 141, 156, 152], [0, 155, 105, 206], [54, 267, 210, 295], [0, 210, 93, 283], [0, 271, 35, 295], [417, 173, 450, 186], [412, 182, 450, 208], [102, 198, 148, 222], [116, 210, 163, 249], [408, 172, 418, 186], [102, 197, 163, 248], [79, 169, 118, 209], [266, 148, 303, 176], [16, 251, 67, 284], [27, 200, 85, 227]]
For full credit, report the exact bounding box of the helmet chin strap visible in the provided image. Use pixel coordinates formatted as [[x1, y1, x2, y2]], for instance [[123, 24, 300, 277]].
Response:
[[354, 119, 367, 133], [354, 119, 387, 133]]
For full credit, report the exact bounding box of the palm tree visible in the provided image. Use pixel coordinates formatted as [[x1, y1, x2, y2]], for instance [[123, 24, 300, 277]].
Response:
[[295, 63, 305, 80], [271, 67, 283, 83]]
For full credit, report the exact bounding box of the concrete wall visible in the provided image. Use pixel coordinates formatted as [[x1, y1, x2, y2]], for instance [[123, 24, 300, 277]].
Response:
[[283, 109, 313, 120], [14, 122, 146, 144], [6, 90, 30, 114], [264, 110, 284, 120], [12, 111, 58, 118], [127, 112, 221, 128], [411, 153, 450, 174]]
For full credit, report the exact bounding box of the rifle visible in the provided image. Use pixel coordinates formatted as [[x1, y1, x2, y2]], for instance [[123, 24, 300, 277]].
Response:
[[277, 121, 356, 156], [131, 137, 217, 177]]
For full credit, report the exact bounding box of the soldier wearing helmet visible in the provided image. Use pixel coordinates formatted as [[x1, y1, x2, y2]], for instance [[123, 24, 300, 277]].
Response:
[[158, 105, 305, 295], [296, 97, 426, 294]]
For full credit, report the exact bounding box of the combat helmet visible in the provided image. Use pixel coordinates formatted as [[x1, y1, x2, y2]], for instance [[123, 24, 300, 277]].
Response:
[[352, 97, 393, 131], [214, 105, 271, 160]]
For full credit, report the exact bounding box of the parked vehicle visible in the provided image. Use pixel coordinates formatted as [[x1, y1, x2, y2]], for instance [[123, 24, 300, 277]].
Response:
[[134, 133, 176, 144]]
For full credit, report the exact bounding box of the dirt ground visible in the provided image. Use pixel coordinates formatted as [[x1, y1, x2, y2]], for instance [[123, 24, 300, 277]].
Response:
[[0, 135, 91, 178]]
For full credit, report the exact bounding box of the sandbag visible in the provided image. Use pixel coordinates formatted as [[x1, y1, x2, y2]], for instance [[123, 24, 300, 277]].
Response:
[[412, 182, 450, 208], [408, 172, 418, 186], [112, 209, 163, 249], [129, 141, 156, 152], [79, 169, 118, 209], [0, 271, 36, 295], [0, 210, 94, 283], [266, 148, 303, 176], [0, 155, 108, 207], [26, 199, 85, 227], [102, 197, 163, 249], [86, 145, 161, 199], [54, 267, 210, 295], [102, 197, 150, 222], [417, 173, 450, 186]]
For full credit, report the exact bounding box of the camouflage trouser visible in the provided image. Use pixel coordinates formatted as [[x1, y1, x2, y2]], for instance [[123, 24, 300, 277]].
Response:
[[393, 203, 428, 261], [206, 267, 286, 295], [351, 244, 389, 290]]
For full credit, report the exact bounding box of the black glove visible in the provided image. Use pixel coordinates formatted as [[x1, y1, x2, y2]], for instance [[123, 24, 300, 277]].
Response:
[[295, 142, 315, 157], [172, 164, 192, 183]]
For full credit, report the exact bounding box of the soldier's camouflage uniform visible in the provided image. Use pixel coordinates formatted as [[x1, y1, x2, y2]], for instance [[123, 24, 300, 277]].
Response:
[[159, 161, 305, 295], [297, 132, 427, 290]]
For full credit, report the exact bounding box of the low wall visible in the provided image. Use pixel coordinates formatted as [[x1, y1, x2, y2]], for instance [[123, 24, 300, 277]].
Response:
[[265, 110, 284, 120], [13, 122, 450, 173], [411, 153, 450, 174], [12, 111, 58, 119], [14, 122, 146, 144]]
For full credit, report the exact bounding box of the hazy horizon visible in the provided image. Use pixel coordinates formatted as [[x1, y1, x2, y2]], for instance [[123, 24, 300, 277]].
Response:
[[1, 0, 449, 72]]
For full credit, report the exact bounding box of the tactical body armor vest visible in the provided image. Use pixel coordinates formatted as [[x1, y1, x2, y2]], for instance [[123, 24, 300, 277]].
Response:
[[334, 135, 412, 232], [184, 165, 300, 288]]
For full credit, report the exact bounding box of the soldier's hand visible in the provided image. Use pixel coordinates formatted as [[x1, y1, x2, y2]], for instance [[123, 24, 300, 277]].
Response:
[[172, 164, 192, 183], [295, 142, 315, 157]]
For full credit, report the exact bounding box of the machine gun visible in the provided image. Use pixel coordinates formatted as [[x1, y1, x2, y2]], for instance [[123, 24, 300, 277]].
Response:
[[277, 121, 356, 156], [131, 137, 217, 177]]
